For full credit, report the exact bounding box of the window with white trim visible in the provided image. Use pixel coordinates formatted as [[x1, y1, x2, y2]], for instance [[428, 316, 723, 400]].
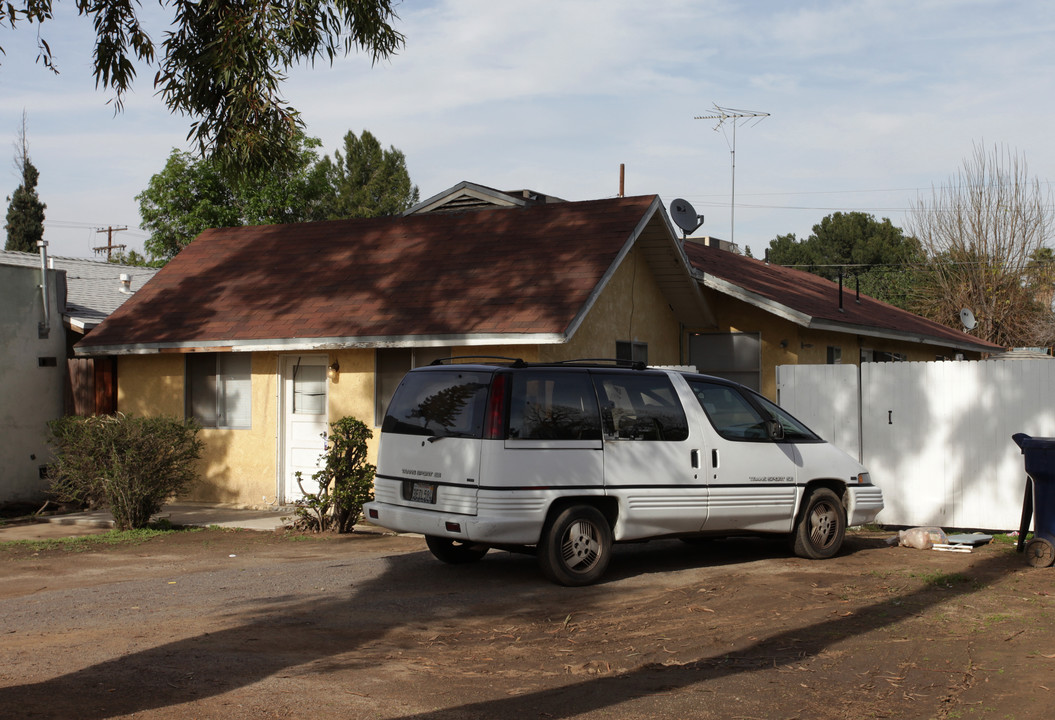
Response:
[[186, 353, 252, 428]]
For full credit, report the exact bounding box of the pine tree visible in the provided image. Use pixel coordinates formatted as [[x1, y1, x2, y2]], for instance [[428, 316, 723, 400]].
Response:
[[5, 116, 47, 253]]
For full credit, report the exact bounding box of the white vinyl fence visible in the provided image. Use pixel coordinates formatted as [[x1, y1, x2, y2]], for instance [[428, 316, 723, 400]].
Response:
[[776, 360, 1055, 531]]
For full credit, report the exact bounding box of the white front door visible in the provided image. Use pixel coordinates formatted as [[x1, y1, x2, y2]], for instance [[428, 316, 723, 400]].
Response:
[[280, 355, 329, 503]]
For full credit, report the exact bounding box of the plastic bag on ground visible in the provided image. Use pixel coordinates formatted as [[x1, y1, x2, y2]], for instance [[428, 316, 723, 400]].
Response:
[[897, 526, 948, 550]]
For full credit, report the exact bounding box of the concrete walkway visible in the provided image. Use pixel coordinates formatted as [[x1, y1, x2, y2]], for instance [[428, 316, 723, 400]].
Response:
[[0, 503, 293, 541]]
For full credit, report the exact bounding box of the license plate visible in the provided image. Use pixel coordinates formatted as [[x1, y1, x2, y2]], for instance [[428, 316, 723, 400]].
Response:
[[408, 482, 436, 504]]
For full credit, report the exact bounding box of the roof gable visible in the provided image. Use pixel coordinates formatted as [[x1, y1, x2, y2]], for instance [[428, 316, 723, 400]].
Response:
[[77, 195, 671, 354], [684, 242, 1002, 353]]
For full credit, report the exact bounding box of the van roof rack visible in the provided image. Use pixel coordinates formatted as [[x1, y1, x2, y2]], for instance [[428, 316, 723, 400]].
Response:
[[546, 358, 647, 371], [428, 356, 527, 367]]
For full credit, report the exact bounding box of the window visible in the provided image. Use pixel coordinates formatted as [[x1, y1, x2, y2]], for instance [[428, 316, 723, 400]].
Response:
[[508, 371, 601, 440], [381, 369, 491, 439], [291, 360, 326, 415], [375, 347, 452, 426], [616, 341, 648, 365], [826, 346, 842, 364], [592, 373, 688, 441], [688, 332, 762, 391], [688, 380, 769, 440], [750, 393, 821, 443], [186, 353, 251, 428]]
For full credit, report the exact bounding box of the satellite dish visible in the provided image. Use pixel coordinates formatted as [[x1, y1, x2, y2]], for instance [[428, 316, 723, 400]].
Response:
[[960, 308, 977, 331], [670, 198, 704, 236]]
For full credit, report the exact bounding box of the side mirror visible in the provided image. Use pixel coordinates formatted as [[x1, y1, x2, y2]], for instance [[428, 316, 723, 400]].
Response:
[[766, 419, 785, 441]]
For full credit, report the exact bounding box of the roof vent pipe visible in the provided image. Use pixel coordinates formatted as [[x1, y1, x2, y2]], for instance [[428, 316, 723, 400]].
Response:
[[37, 240, 50, 338], [119, 273, 134, 294]]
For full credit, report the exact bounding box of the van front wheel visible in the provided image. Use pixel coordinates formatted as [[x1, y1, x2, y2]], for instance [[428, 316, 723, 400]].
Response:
[[425, 535, 489, 564], [538, 505, 612, 586], [792, 488, 846, 559]]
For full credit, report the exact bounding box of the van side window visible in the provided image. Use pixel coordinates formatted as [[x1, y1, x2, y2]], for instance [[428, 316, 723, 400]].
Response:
[[688, 380, 771, 441], [593, 374, 689, 441], [508, 372, 602, 440]]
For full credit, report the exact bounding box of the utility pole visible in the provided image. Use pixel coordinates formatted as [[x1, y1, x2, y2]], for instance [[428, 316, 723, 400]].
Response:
[[694, 105, 769, 247], [93, 226, 128, 261]]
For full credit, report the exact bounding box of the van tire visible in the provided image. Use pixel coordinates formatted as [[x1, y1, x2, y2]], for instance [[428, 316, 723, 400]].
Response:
[[538, 505, 612, 586], [425, 535, 489, 564], [792, 488, 846, 559]]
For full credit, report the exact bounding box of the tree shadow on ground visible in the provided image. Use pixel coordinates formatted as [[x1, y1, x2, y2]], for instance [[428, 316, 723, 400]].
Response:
[[0, 538, 1016, 719]]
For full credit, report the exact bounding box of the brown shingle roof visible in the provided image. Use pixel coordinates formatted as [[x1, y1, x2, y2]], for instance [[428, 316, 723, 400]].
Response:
[[77, 195, 661, 353], [684, 242, 1002, 352]]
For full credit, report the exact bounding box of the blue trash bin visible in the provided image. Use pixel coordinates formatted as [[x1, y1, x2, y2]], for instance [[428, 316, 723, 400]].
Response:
[[1011, 433, 1055, 568]]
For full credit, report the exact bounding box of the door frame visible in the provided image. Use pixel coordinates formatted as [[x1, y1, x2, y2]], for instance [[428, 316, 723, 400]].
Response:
[[277, 354, 330, 504]]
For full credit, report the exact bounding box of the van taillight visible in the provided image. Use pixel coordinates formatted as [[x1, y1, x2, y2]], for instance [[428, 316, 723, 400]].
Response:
[[485, 374, 508, 439]]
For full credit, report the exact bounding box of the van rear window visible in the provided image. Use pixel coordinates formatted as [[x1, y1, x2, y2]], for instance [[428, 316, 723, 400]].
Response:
[[382, 370, 491, 438]]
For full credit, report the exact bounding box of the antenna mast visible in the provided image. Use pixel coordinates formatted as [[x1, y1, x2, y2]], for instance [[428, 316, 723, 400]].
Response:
[[694, 104, 769, 246]]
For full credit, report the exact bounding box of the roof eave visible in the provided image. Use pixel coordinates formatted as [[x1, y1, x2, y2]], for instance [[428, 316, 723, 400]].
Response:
[[806, 318, 998, 354], [699, 273, 814, 327], [74, 332, 570, 357]]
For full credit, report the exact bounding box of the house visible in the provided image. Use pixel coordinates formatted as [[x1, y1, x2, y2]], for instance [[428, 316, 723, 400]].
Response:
[[74, 184, 1000, 508], [75, 193, 705, 506], [0, 247, 158, 505]]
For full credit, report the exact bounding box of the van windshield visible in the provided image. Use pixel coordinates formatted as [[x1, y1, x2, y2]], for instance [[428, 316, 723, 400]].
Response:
[[382, 370, 492, 438]]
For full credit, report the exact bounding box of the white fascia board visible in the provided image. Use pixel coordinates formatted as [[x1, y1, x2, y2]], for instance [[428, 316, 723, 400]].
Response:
[[562, 197, 663, 340], [700, 274, 814, 327], [73, 332, 568, 356], [806, 319, 996, 353]]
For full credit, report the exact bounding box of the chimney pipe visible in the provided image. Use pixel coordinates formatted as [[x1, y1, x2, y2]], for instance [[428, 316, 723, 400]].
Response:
[[119, 273, 134, 294], [618, 164, 625, 198]]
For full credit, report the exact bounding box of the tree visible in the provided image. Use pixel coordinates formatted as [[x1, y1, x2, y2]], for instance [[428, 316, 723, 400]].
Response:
[[1, 1, 404, 177], [908, 143, 1055, 347], [5, 115, 46, 252], [767, 211, 925, 309], [324, 129, 419, 218], [138, 130, 417, 263]]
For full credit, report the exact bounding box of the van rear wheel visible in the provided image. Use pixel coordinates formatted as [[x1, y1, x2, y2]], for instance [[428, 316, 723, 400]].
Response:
[[538, 505, 612, 586], [425, 535, 489, 564], [792, 488, 846, 559]]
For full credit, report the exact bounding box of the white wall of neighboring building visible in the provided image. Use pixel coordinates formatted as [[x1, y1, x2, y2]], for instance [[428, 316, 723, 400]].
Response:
[[0, 263, 67, 504]]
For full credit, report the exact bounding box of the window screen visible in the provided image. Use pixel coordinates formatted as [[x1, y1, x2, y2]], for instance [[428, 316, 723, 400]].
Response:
[[186, 353, 251, 428]]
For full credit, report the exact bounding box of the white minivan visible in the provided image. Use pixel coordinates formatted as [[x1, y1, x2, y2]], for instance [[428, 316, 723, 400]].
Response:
[[364, 360, 883, 585]]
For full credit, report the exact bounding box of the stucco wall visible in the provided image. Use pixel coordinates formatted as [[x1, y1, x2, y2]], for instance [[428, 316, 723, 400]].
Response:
[[539, 245, 681, 364], [0, 264, 66, 504]]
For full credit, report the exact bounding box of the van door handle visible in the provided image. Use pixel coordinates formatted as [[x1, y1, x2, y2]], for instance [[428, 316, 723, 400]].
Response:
[[711, 449, 719, 468], [691, 449, 700, 468]]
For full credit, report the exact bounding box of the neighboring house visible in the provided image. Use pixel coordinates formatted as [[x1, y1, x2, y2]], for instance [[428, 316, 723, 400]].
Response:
[[0, 248, 158, 505], [74, 183, 1001, 508]]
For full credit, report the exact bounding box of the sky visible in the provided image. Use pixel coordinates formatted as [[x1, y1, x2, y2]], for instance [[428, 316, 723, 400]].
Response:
[[2, 0, 1054, 260]]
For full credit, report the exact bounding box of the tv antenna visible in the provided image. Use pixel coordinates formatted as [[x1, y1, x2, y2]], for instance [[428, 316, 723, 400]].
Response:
[[694, 104, 769, 247]]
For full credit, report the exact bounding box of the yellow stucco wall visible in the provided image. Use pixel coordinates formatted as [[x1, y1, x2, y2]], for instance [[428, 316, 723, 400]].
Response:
[[539, 245, 682, 364]]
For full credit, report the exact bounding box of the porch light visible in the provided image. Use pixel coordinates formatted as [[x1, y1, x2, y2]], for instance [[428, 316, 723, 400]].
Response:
[[328, 359, 340, 381]]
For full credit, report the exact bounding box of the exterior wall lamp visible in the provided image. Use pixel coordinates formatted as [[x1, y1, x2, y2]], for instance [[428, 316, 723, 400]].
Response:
[[328, 359, 340, 381]]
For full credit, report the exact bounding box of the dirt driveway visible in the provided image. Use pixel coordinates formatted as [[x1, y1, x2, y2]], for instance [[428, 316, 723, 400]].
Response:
[[1, 527, 1052, 720]]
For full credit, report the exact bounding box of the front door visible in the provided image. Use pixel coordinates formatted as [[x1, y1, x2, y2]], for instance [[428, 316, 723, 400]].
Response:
[[280, 355, 329, 503]]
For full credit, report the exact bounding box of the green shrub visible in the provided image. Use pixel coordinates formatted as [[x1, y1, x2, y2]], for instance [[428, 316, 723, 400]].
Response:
[[291, 416, 375, 533], [47, 414, 204, 530]]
